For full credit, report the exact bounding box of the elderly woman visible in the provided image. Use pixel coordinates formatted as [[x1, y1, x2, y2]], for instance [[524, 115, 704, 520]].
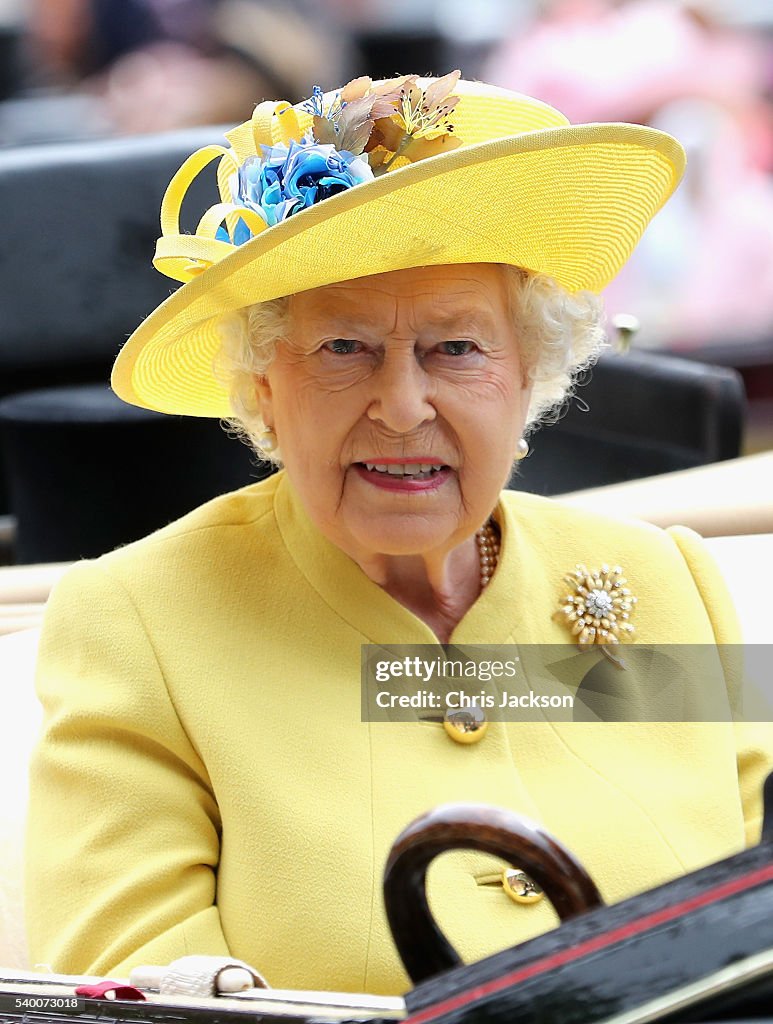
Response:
[[25, 74, 773, 996]]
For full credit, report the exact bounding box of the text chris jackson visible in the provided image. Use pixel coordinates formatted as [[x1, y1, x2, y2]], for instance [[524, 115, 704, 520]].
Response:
[[374, 691, 574, 710]]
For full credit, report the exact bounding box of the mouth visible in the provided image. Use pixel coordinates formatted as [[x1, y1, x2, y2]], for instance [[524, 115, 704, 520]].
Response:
[[357, 460, 449, 480], [352, 460, 452, 492]]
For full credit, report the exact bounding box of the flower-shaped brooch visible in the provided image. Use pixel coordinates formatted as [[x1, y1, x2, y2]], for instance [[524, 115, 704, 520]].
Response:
[[556, 564, 637, 657]]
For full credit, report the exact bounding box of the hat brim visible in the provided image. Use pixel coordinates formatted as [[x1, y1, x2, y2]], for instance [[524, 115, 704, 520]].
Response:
[[112, 122, 685, 417]]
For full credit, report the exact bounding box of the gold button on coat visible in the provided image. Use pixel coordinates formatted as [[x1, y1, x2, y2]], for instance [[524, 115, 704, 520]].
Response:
[[502, 868, 544, 904], [443, 706, 488, 744]]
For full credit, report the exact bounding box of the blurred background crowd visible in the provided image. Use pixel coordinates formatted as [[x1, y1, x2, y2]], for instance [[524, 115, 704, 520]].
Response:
[[1, 1, 773, 348], [3, 1, 773, 356], [0, 0, 772, 565]]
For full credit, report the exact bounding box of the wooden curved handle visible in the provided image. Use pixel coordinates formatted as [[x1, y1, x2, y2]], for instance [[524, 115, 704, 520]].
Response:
[[763, 771, 773, 844], [383, 803, 605, 984]]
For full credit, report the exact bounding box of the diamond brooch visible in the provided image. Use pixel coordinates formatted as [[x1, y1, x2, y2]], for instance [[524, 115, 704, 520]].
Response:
[[556, 563, 637, 654]]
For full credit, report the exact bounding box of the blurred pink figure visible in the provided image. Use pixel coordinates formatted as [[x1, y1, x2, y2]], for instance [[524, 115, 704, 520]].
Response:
[[485, 0, 773, 349]]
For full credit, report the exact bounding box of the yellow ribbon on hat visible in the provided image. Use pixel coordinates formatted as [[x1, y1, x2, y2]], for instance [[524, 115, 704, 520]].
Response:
[[153, 101, 304, 283]]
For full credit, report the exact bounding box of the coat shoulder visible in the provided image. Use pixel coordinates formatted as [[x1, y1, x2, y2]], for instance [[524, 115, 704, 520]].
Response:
[[499, 488, 671, 545], [54, 474, 282, 604], [498, 489, 740, 644]]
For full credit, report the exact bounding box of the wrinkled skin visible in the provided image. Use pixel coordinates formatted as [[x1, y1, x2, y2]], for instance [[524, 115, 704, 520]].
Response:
[[255, 263, 532, 640]]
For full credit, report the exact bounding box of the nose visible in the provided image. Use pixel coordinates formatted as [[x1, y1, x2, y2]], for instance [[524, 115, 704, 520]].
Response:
[[366, 347, 436, 434]]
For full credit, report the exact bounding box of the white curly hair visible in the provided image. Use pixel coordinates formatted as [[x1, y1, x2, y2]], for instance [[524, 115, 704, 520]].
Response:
[[213, 265, 607, 462]]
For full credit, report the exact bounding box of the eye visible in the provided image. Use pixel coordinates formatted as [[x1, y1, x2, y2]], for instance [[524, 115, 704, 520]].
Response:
[[324, 338, 362, 355], [438, 340, 477, 356]]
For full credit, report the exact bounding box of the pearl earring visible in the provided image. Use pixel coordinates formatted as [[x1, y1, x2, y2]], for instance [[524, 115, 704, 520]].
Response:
[[516, 437, 529, 461], [258, 427, 278, 454]]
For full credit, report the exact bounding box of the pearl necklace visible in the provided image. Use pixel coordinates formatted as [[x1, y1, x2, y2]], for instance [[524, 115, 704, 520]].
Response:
[[476, 519, 500, 588]]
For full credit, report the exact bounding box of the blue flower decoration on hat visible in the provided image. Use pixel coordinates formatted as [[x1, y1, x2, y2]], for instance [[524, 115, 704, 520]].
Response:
[[219, 139, 374, 243]]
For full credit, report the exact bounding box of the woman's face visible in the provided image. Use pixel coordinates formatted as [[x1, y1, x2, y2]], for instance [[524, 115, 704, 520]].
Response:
[[255, 263, 532, 559]]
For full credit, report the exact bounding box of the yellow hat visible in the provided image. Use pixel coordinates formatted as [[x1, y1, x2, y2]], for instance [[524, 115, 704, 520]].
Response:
[[111, 73, 685, 417]]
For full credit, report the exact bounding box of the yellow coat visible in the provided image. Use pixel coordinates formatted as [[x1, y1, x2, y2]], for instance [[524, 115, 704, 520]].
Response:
[[25, 471, 773, 994]]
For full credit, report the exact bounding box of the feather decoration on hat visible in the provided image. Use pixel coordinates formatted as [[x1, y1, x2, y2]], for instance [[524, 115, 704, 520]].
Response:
[[311, 75, 411, 156]]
